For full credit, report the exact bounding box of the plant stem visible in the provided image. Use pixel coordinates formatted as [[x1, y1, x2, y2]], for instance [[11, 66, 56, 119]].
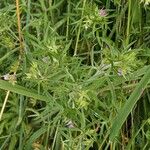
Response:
[[126, 0, 131, 46], [0, 91, 10, 121], [74, 0, 86, 56]]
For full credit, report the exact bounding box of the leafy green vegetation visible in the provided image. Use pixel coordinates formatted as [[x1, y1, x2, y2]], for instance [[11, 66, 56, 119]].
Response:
[[0, 0, 150, 149]]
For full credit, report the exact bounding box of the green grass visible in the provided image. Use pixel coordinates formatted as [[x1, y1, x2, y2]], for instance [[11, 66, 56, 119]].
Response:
[[0, 0, 150, 149]]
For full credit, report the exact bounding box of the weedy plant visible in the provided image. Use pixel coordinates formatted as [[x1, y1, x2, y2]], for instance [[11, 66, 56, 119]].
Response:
[[0, 0, 150, 149]]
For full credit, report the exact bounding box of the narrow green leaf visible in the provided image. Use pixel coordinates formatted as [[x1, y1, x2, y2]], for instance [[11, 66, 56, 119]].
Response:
[[25, 126, 48, 149], [0, 49, 18, 64], [8, 135, 17, 150], [53, 18, 67, 31], [0, 80, 49, 101], [110, 66, 150, 141]]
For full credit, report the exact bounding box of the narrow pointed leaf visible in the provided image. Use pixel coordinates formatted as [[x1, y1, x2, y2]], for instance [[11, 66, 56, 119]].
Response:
[[0, 80, 49, 101], [110, 66, 150, 141]]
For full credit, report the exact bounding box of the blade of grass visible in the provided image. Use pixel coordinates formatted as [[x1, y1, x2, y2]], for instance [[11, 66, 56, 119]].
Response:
[[74, 0, 86, 56], [0, 49, 18, 65], [25, 126, 48, 149], [0, 80, 49, 101], [126, 0, 131, 46], [110, 65, 150, 141]]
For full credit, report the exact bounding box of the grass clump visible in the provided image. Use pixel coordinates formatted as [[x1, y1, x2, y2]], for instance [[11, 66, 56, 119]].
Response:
[[0, 0, 150, 149]]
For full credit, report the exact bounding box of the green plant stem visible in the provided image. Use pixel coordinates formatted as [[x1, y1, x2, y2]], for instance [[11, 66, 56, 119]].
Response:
[[126, 1, 131, 46], [74, 0, 86, 56]]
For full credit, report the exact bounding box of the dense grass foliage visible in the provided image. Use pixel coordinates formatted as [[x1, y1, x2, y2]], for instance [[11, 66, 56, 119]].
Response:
[[0, 0, 150, 149]]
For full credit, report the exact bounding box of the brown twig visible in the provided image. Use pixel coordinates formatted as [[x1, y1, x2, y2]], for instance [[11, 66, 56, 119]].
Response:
[[16, 0, 23, 56]]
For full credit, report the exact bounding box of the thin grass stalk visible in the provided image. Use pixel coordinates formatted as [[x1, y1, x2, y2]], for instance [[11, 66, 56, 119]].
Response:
[[26, 0, 31, 32], [0, 91, 10, 121], [16, 0, 23, 56], [14, 0, 24, 79], [74, 0, 86, 56], [126, 120, 147, 149], [126, 1, 131, 46], [66, 0, 70, 41], [109, 3, 128, 39]]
